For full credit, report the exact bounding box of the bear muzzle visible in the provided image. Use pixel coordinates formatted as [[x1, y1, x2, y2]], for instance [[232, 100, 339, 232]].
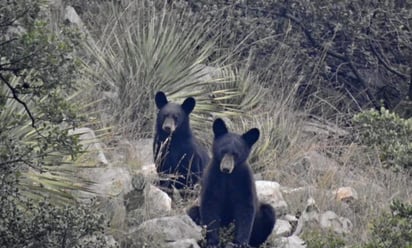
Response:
[[162, 117, 176, 133], [220, 154, 235, 174]]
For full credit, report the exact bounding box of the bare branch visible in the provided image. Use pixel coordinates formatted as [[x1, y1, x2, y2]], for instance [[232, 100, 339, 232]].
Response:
[[0, 73, 36, 127], [368, 40, 409, 80]]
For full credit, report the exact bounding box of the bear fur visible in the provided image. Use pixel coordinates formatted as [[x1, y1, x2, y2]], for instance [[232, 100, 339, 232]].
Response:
[[188, 118, 276, 248], [153, 91, 209, 193]]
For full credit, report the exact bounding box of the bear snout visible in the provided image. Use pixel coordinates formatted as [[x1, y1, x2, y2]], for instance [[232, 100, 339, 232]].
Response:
[[162, 117, 176, 133], [220, 154, 235, 174]]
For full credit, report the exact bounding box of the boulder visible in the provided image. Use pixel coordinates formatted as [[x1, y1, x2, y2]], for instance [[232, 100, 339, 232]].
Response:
[[128, 215, 202, 247], [256, 180, 288, 216], [274, 219, 292, 237]]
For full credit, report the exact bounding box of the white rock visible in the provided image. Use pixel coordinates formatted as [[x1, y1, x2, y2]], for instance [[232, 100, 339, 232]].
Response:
[[274, 219, 292, 237], [164, 239, 201, 248], [274, 235, 306, 248], [144, 184, 172, 215], [64, 6, 84, 27], [256, 180, 288, 215]]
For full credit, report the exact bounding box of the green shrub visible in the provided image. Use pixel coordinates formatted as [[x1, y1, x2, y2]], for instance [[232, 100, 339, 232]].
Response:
[[353, 108, 412, 170], [363, 200, 412, 248], [302, 228, 346, 248], [0, 174, 116, 248]]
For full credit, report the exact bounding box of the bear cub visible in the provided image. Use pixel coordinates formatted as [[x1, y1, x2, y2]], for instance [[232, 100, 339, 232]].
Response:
[[188, 118, 276, 248], [153, 91, 209, 194]]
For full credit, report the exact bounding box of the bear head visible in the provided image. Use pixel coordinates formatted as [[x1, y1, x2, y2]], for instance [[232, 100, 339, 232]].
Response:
[[155, 91, 195, 135], [212, 118, 259, 174]]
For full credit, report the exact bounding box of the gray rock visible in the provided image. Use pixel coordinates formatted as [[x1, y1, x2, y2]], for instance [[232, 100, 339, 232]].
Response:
[[64, 6, 84, 27], [319, 211, 352, 234], [256, 180, 288, 216], [164, 239, 201, 248], [128, 215, 202, 247], [274, 219, 292, 237]]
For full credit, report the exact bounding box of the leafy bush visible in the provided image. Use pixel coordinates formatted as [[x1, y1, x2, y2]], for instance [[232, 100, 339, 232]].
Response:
[[363, 200, 412, 248], [0, 174, 115, 248], [301, 227, 346, 248], [353, 108, 412, 170]]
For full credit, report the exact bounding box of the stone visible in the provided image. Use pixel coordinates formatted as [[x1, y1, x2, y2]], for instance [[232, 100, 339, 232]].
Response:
[[256, 180, 288, 216], [64, 6, 84, 27], [333, 186, 358, 202], [274, 235, 306, 248], [319, 211, 352, 234], [274, 219, 292, 237], [164, 239, 201, 248], [129, 215, 202, 247]]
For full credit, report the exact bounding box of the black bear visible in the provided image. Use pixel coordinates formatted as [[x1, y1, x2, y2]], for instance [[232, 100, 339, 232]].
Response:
[[153, 91, 209, 194], [188, 118, 276, 248]]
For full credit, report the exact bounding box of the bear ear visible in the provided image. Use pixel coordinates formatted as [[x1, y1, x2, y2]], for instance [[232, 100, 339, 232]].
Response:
[[213, 118, 228, 138], [242, 128, 260, 147], [155, 91, 168, 109], [181, 97, 195, 114]]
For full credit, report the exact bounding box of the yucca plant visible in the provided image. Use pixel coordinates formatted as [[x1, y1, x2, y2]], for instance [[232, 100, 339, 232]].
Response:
[[81, 0, 265, 139]]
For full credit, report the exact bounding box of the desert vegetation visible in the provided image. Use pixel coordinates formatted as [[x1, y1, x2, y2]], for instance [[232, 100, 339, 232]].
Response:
[[1, 0, 411, 247]]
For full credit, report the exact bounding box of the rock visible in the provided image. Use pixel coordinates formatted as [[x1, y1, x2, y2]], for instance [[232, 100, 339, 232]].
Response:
[[256, 180, 288, 216], [64, 5, 84, 27], [274, 235, 306, 248], [333, 186, 358, 202], [319, 211, 352, 234], [129, 215, 202, 247], [164, 239, 201, 248], [144, 184, 172, 216], [125, 174, 172, 227], [274, 219, 292, 237], [68, 127, 109, 166]]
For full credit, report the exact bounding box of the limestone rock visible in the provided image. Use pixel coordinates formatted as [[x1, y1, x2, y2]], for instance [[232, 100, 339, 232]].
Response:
[[256, 180, 288, 216], [274, 219, 292, 237]]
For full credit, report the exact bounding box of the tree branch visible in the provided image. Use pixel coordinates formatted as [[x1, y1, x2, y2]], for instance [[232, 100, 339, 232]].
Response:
[[0, 73, 36, 127], [368, 40, 409, 80]]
